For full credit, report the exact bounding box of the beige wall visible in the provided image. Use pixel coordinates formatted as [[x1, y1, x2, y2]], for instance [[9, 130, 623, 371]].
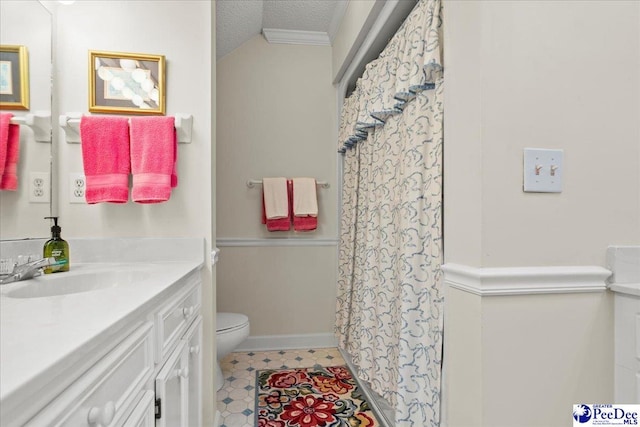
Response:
[[444, 1, 638, 426], [444, 288, 613, 427], [216, 36, 337, 336], [216, 246, 336, 336], [481, 292, 612, 427], [332, 0, 379, 82], [444, 0, 640, 269], [443, 287, 483, 427], [53, 2, 215, 425]]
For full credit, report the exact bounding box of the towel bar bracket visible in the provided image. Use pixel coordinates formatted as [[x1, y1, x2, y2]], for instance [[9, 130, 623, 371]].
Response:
[[59, 113, 193, 144], [59, 113, 82, 143], [9, 112, 52, 143]]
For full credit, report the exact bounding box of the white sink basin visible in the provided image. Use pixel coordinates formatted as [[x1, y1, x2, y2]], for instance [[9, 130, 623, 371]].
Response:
[[2, 264, 154, 299]]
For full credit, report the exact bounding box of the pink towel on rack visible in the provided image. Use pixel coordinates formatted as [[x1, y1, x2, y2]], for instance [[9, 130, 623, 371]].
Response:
[[0, 113, 20, 191], [0, 113, 13, 180], [293, 215, 317, 232], [129, 116, 177, 203], [80, 115, 130, 203], [292, 177, 318, 231], [261, 179, 292, 231]]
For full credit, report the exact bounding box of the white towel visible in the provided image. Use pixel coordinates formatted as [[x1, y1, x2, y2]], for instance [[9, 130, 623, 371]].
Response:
[[292, 177, 318, 217], [263, 177, 289, 219]]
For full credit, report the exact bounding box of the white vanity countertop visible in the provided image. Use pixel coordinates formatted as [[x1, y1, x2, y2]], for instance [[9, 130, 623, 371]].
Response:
[[0, 259, 202, 417]]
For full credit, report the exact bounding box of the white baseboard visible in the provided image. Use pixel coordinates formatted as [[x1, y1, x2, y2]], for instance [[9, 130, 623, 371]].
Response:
[[236, 333, 337, 352]]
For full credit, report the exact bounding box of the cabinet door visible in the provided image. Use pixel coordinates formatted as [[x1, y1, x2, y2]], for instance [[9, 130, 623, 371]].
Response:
[[154, 341, 189, 427], [183, 316, 202, 427], [123, 391, 155, 427]]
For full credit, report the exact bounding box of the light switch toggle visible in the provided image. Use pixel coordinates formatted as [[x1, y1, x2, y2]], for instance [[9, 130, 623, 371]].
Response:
[[523, 148, 564, 193]]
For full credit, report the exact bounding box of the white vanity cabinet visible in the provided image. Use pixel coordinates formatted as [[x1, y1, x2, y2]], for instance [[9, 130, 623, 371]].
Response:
[[24, 322, 156, 427], [153, 315, 202, 427], [124, 391, 156, 427], [155, 339, 189, 427], [185, 316, 203, 427], [16, 269, 203, 427]]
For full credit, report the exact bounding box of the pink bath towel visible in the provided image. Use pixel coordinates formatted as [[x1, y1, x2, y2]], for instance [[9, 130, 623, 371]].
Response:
[[0, 114, 20, 191], [129, 116, 177, 203], [292, 177, 318, 231], [293, 215, 317, 232], [0, 113, 14, 180], [80, 116, 131, 203], [261, 179, 292, 231]]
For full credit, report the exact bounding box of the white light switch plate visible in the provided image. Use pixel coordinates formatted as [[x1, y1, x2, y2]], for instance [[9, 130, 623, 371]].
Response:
[[523, 148, 563, 193]]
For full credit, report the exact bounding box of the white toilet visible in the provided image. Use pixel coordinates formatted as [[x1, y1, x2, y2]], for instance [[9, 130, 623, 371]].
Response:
[[216, 312, 250, 391]]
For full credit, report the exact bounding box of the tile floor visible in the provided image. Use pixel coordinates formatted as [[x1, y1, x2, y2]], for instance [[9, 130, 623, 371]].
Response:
[[216, 347, 345, 427]]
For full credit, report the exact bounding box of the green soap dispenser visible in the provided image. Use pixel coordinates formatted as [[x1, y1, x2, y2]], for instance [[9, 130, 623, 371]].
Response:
[[43, 217, 69, 274]]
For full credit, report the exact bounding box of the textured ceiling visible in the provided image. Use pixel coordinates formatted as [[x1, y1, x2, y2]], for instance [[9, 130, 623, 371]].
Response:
[[216, 0, 340, 60]]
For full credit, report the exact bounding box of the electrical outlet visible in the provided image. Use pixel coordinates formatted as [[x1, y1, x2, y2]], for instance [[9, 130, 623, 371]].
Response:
[[69, 173, 86, 203], [29, 172, 50, 203]]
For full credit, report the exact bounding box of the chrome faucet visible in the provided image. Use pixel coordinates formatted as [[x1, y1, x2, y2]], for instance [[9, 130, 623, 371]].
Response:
[[0, 257, 56, 285]]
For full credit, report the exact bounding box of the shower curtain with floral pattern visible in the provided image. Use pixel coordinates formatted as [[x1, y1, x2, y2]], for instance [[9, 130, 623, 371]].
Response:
[[336, 0, 443, 426]]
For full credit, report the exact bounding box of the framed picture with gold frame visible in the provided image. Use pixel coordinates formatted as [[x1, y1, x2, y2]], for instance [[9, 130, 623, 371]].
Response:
[[89, 50, 165, 115], [0, 45, 29, 110]]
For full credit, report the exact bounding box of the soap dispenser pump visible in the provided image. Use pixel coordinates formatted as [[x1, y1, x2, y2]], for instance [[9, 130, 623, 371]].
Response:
[[43, 217, 69, 274]]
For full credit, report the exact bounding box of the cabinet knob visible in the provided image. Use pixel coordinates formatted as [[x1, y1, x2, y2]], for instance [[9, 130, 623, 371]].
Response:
[[175, 366, 190, 379], [182, 306, 194, 318], [87, 400, 115, 425], [189, 345, 200, 355]]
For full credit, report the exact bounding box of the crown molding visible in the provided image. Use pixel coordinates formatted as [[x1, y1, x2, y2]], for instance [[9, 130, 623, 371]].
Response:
[[442, 263, 611, 296], [262, 28, 331, 46]]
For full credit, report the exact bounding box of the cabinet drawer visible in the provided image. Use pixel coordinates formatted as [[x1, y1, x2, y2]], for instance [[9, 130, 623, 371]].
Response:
[[155, 279, 201, 363], [26, 323, 154, 427]]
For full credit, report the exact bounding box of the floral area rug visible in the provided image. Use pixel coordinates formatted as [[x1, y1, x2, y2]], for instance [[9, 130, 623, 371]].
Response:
[[255, 365, 379, 427]]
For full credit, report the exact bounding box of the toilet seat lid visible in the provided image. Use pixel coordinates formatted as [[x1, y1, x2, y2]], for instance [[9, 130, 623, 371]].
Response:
[[217, 312, 249, 332]]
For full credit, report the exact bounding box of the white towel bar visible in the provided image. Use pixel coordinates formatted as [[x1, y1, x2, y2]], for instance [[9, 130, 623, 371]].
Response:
[[8, 112, 51, 143], [246, 179, 329, 189], [59, 113, 193, 144]]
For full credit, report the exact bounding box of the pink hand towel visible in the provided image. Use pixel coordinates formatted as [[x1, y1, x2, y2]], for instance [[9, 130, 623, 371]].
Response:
[[80, 116, 130, 203], [129, 116, 177, 203], [0, 113, 14, 180], [0, 114, 20, 191], [261, 180, 292, 231]]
